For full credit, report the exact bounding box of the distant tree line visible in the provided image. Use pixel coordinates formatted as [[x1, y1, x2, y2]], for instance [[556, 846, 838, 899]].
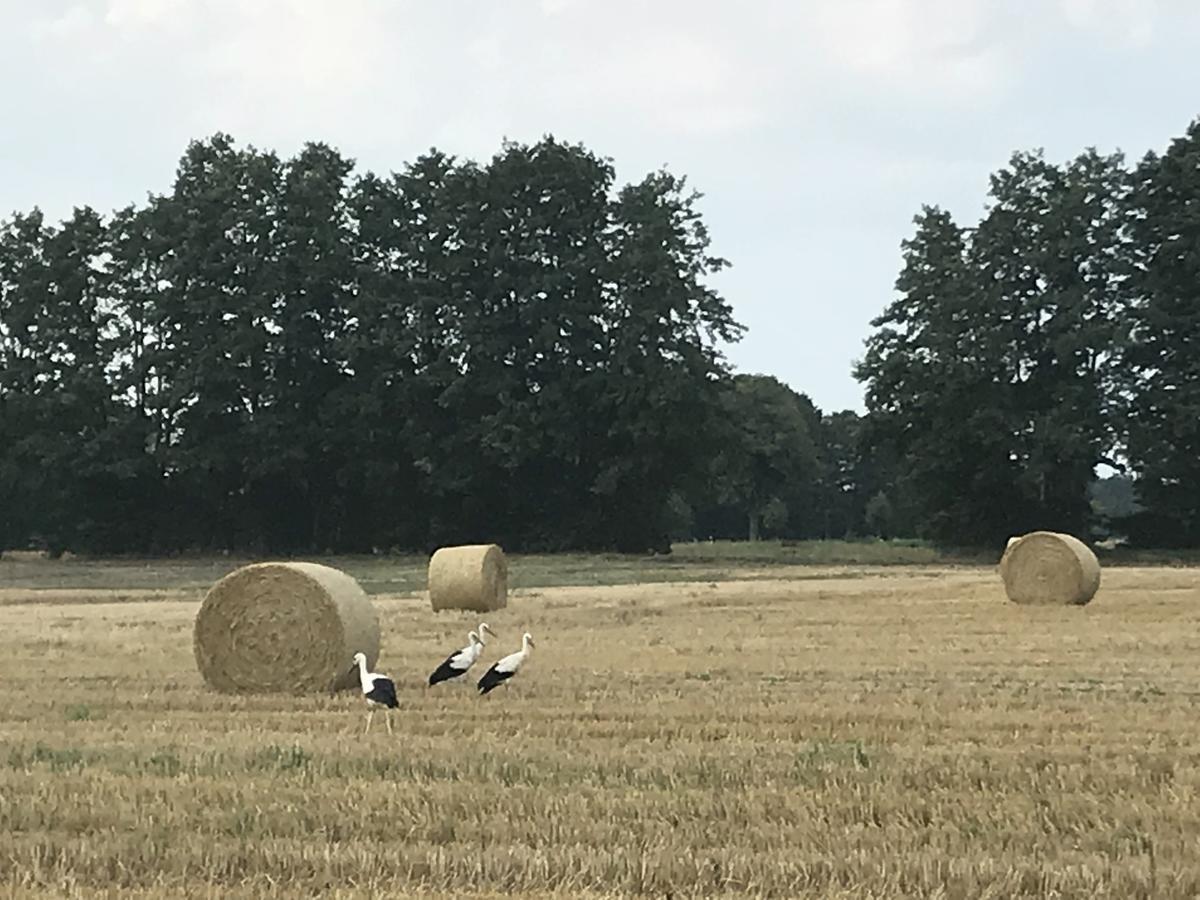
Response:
[[5, 119, 1196, 556], [856, 117, 1200, 548], [0, 134, 883, 555]]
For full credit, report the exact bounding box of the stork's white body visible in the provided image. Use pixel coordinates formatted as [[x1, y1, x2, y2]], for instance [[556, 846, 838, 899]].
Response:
[[352, 652, 397, 735], [477, 632, 534, 695], [429, 623, 495, 686]]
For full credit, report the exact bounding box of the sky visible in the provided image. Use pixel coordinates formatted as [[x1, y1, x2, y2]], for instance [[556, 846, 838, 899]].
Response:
[[2, 0, 1199, 413]]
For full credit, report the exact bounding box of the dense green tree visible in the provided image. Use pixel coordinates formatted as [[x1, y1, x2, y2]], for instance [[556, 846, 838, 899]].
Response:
[[858, 149, 1131, 546], [813, 411, 863, 539], [856, 205, 1011, 544], [971, 149, 1131, 537], [150, 135, 284, 549], [249, 142, 359, 551], [0, 207, 147, 552], [811, 410, 916, 540], [0, 210, 54, 549], [1124, 120, 1200, 545], [694, 375, 819, 541]]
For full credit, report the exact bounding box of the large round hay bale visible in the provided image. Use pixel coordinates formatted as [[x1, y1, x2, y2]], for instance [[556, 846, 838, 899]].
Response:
[[998, 535, 1020, 570], [193, 562, 380, 694], [428, 544, 507, 612], [998, 531, 1101, 606]]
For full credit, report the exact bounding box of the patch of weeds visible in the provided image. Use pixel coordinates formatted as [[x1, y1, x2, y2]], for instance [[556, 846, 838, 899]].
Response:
[[685, 671, 712, 682], [795, 739, 873, 774], [64, 703, 100, 721], [145, 750, 184, 777], [9, 743, 87, 771], [249, 744, 312, 772]]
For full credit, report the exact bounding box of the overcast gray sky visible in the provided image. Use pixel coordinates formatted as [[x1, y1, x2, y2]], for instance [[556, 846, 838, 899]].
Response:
[[3, 1, 1199, 412]]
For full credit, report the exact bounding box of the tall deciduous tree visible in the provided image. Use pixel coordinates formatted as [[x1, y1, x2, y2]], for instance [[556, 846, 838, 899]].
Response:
[[702, 375, 819, 541], [1, 133, 742, 554], [856, 205, 1011, 544], [152, 134, 282, 549], [858, 149, 1131, 546], [1125, 120, 1200, 545], [971, 149, 1130, 538]]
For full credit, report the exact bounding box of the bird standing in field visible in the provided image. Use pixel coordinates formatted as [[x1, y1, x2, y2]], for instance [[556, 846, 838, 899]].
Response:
[[349, 651, 398, 734], [477, 632, 535, 696], [428, 622, 496, 687]]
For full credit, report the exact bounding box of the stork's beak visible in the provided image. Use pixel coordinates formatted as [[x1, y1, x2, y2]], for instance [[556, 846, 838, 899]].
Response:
[[528, 638, 536, 648]]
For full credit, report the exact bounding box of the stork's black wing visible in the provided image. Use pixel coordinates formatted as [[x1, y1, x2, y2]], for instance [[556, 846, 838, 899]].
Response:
[[476, 663, 513, 696], [367, 676, 398, 708], [428, 651, 468, 686]]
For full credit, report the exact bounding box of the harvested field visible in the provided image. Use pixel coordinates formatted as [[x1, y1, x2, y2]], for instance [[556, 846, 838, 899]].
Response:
[[3, 556, 1200, 898]]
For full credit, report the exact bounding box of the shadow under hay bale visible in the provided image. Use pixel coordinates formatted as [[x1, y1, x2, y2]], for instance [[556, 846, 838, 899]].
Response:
[[193, 561, 380, 694], [998, 531, 1101, 606], [428, 544, 507, 613]]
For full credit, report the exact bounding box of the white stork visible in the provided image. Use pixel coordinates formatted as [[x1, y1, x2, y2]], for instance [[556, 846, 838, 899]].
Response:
[[428, 622, 497, 687], [349, 651, 398, 734], [477, 632, 535, 696]]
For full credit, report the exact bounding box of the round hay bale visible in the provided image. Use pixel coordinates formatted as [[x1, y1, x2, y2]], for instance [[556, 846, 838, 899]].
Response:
[[998, 535, 1020, 570], [428, 544, 507, 613], [193, 561, 380, 694], [998, 531, 1101, 606]]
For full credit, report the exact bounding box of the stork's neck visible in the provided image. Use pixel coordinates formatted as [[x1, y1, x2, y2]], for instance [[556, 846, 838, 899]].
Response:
[[522, 635, 532, 653], [469, 631, 481, 648], [356, 656, 371, 691]]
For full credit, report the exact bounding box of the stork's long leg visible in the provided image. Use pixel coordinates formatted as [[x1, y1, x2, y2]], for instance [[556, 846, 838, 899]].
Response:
[[386, 711, 394, 736], [364, 709, 374, 734]]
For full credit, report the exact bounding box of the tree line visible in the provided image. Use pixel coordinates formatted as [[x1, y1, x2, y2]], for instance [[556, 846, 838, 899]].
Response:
[[855, 117, 1200, 548], [5, 119, 1196, 556], [0, 134, 883, 555]]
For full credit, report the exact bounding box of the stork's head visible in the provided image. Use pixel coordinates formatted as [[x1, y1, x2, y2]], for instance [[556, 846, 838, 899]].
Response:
[[523, 632, 535, 649], [479, 622, 496, 640], [352, 652, 366, 666]]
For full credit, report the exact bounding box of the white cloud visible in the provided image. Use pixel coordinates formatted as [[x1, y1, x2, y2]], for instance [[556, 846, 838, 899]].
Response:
[[1060, 0, 1157, 47], [466, 34, 505, 72], [29, 4, 96, 40], [188, 0, 414, 143], [804, 0, 1010, 102], [105, 0, 186, 28], [544, 31, 767, 136]]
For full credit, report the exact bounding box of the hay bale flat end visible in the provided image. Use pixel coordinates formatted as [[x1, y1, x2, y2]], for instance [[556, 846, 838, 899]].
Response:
[[998, 531, 1101, 606], [428, 544, 508, 612]]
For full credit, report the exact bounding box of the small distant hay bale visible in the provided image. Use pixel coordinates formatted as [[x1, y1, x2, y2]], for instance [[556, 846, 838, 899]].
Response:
[[998, 531, 1101, 606], [428, 544, 508, 612], [193, 561, 380, 694]]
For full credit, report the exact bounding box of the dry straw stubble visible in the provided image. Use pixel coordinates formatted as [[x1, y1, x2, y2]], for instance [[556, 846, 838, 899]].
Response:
[[428, 544, 508, 612], [193, 561, 380, 693], [999, 530, 1101, 606]]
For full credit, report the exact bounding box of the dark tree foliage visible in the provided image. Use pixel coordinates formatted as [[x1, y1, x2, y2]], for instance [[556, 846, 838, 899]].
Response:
[[693, 374, 820, 541], [1123, 121, 1200, 546], [857, 148, 1133, 547], [0, 134, 741, 554], [11, 119, 1200, 555], [687, 379, 899, 542]]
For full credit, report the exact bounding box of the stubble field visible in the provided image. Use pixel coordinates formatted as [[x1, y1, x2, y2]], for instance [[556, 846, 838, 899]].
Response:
[[2, 552, 1200, 898]]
